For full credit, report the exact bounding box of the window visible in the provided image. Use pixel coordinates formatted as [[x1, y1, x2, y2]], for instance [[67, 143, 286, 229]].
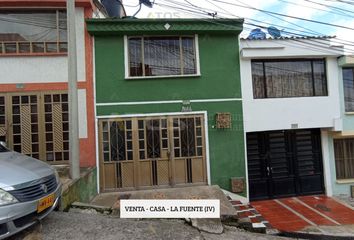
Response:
[[127, 36, 197, 77], [252, 59, 327, 98], [0, 10, 67, 54], [342, 68, 354, 112], [334, 138, 354, 180]]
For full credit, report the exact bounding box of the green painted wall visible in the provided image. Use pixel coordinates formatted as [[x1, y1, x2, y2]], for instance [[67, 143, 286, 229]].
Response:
[[94, 32, 246, 194], [95, 34, 242, 103], [60, 168, 98, 210], [97, 102, 245, 193]]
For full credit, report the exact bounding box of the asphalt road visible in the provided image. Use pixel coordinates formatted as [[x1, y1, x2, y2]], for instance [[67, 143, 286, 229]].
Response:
[[9, 211, 296, 240]]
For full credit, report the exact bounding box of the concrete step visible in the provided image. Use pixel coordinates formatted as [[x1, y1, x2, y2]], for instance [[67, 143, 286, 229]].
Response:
[[227, 198, 278, 234], [53, 165, 70, 178]]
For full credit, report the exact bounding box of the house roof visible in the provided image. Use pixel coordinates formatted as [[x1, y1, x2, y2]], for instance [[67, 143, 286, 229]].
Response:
[[240, 35, 335, 41], [86, 18, 244, 36], [240, 35, 344, 58]]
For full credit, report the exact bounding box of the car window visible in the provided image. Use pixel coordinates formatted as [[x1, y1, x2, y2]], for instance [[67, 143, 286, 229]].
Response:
[[0, 145, 8, 152]]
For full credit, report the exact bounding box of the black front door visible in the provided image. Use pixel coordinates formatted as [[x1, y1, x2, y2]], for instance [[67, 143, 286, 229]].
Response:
[[247, 129, 324, 200]]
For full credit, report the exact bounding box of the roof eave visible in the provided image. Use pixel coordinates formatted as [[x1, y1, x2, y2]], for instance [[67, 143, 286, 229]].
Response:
[[86, 18, 244, 36]]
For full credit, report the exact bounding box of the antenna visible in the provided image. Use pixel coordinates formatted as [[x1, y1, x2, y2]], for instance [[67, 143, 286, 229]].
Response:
[[267, 26, 281, 38], [247, 28, 266, 40], [207, 12, 218, 19], [133, 0, 154, 17]]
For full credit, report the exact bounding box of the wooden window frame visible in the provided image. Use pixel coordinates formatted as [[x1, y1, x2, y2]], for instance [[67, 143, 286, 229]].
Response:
[[0, 9, 67, 56], [124, 34, 201, 79]]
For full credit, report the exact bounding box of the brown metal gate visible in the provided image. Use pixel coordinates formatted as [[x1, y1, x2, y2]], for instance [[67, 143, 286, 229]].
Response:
[[0, 92, 69, 164], [98, 114, 207, 191]]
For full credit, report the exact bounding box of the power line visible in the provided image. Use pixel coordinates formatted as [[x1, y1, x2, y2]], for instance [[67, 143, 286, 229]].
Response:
[[278, 0, 353, 18], [171, 0, 328, 38], [303, 0, 354, 15], [155, 0, 354, 55], [209, 0, 354, 31], [225, 0, 354, 48], [157, 0, 354, 50], [201, 0, 354, 47]]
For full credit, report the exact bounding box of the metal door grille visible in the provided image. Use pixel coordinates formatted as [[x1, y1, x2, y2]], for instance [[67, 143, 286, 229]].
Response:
[[99, 114, 207, 192], [101, 119, 134, 189]]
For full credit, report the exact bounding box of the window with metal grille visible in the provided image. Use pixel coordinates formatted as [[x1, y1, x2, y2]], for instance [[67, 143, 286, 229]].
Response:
[[251, 59, 327, 98], [0, 10, 67, 54], [334, 138, 354, 180], [127, 36, 198, 77], [342, 68, 354, 112]]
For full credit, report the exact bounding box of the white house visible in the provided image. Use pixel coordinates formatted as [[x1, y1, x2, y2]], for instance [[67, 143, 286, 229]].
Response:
[[240, 36, 353, 200]]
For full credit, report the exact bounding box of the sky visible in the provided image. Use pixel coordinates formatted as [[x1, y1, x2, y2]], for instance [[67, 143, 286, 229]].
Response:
[[121, 0, 354, 51]]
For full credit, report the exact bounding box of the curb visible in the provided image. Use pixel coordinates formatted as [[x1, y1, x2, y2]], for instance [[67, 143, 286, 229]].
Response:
[[279, 231, 354, 240]]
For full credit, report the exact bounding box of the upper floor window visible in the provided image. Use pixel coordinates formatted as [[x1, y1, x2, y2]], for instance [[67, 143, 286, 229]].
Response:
[[342, 68, 354, 112], [0, 10, 67, 55], [127, 36, 198, 78], [252, 59, 327, 99]]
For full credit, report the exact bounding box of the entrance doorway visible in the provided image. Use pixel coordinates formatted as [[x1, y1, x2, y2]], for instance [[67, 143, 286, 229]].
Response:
[[98, 114, 207, 192], [0, 92, 69, 164], [247, 129, 324, 200]]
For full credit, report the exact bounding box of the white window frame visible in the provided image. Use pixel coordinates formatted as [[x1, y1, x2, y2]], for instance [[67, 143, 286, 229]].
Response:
[[124, 34, 201, 79]]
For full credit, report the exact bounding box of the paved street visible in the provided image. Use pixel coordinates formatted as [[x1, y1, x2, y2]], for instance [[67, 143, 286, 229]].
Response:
[[9, 212, 296, 240]]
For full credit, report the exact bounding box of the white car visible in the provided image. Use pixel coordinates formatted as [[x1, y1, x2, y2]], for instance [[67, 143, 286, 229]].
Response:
[[0, 142, 61, 239]]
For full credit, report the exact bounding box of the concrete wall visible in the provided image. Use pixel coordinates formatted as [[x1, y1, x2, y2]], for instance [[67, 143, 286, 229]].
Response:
[[60, 167, 98, 211], [240, 39, 343, 133], [322, 132, 354, 196], [327, 58, 354, 196]]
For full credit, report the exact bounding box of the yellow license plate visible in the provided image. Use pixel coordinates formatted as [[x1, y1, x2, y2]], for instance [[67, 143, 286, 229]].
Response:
[[37, 194, 54, 213]]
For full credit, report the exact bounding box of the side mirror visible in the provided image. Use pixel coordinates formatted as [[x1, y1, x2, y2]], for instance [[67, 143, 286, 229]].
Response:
[[0, 141, 7, 148]]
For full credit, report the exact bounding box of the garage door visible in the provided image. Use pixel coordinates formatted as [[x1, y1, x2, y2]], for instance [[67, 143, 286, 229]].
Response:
[[98, 114, 207, 192], [247, 129, 324, 200]]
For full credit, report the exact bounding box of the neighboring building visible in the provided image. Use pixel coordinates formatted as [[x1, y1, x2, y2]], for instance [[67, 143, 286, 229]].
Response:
[[0, 0, 98, 168], [87, 18, 247, 194], [329, 55, 354, 197], [240, 36, 354, 201]]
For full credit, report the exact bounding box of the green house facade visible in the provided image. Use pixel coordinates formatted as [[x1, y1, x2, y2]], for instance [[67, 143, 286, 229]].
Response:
[[87, 18, 246, 195]]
